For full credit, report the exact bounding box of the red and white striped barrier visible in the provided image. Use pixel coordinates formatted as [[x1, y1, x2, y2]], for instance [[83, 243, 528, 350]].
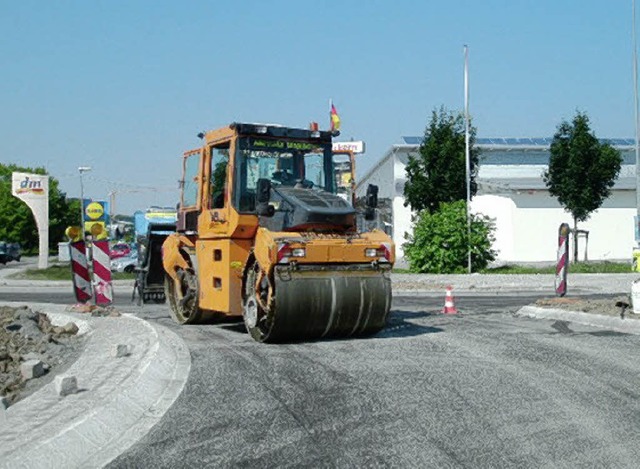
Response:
[[555, 223, 570, 297], [91, 239, 113, 305], [69, 240, 92, 303]]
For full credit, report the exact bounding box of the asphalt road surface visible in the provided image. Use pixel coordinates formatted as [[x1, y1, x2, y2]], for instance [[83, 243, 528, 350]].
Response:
[[100, 295, 640, 468], [0, 288, 136, 306]]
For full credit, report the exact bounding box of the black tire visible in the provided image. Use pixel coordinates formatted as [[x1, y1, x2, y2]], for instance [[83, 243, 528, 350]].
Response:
[[124, 265, 135, 273], [243, 262, 275, 342], [165, 270, 202, 324]]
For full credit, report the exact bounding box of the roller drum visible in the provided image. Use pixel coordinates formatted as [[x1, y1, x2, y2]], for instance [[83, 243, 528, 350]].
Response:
[[266, 265, 392, 342]]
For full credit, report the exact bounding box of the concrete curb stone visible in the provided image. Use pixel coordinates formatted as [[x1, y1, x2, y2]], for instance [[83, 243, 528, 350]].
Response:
[[515, 305, 640, 335], [392, 273, 640, 295], [0, 302, 191, 469]]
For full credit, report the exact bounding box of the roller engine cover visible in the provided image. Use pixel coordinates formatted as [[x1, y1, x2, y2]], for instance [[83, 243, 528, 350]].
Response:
[[260, 187, 356, 232]]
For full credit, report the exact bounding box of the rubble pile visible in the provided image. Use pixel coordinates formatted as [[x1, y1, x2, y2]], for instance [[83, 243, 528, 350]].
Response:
[[0, 306, 82, 405], [535, 295, 637, 318]]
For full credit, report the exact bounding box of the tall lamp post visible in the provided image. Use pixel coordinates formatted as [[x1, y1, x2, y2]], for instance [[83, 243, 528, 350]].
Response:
[[633, 0, 640, 246], [464, 45, 472, 273], [78, 166, 92, 236]]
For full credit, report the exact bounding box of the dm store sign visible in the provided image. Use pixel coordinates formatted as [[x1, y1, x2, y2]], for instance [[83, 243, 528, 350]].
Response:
[[12, 173, 48, 198], [11, 172, 50, 268]]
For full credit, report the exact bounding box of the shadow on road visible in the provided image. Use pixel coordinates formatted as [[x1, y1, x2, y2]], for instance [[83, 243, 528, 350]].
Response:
[[215, 309, 445, 341], [379, 309, 444, 338]]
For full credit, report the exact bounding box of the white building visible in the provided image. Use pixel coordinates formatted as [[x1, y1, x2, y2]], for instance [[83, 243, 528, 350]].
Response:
[[356, 137, 636, 263]]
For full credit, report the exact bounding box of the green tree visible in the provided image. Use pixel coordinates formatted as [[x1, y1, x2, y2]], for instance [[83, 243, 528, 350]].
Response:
[[0, 164, 79, 253], [543, 112, 622, 261], [404, 107, 480, 213], [403, 201, 496, 273]]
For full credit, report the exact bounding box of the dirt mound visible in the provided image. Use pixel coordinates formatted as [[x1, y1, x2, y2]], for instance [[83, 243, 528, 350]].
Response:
[[1, 306, 84, 405], [535, 295, 636, 318]]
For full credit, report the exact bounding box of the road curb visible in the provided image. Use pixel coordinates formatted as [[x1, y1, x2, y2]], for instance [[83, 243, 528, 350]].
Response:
[[0, 303, 191, 469], [515, 305, 640, 335]]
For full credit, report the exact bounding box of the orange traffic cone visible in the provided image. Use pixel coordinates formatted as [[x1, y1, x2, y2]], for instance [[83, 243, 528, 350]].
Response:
[[442, 286, 458, 314]]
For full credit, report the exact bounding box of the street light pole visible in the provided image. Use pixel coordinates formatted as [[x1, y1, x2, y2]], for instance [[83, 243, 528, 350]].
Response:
[[464, 45, 472, 274], [78, 166, 92, 236], [633, 0, 640, 246]]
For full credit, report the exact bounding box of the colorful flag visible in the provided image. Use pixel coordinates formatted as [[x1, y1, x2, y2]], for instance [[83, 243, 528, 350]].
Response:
[[330, 103, 341, 132]]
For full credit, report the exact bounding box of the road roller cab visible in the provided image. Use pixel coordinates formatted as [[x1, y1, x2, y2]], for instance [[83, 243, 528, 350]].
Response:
[[162, 122, 395, 342]]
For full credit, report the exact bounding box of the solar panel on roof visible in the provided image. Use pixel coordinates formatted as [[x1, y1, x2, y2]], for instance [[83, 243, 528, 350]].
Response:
[[401, 136, 634, 148], [401, 136, 422, 145]]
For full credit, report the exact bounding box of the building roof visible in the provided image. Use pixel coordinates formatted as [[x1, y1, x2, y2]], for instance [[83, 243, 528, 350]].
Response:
[[401, 136, 636, 150], [479, 177, 636, 192], [357, 139, 638, 194]]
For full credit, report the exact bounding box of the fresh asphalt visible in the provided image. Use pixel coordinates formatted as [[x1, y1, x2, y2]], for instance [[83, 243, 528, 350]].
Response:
[[2, 260, 640, 467], [108, 297, 640, 468]]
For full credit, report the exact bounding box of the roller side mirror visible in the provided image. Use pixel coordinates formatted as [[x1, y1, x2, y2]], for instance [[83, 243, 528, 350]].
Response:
[[364, 184, 378, 221], [256, 178, 275, 217]]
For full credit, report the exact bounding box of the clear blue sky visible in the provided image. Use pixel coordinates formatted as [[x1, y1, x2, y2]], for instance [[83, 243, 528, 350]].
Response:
[[0, 0, 635, 214]]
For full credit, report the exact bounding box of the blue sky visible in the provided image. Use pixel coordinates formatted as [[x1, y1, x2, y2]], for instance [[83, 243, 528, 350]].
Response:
[[0, 0, 635, 214]]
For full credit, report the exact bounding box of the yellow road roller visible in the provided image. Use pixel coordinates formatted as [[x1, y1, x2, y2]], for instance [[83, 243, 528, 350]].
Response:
[[162, 122, 394, 342]]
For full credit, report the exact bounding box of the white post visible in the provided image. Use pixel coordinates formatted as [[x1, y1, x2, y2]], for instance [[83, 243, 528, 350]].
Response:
[[464, 45, 472, 273], [78, 166, 91, 236], [633, 0, 640, 246]]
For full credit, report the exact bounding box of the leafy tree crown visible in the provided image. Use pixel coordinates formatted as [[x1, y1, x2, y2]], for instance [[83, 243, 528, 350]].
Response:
[[404, 107, 480, 213], [543, 112, 622, 223]]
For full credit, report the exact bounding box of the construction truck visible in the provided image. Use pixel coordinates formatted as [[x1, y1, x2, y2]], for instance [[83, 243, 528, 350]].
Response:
[[161, 122, 394, 342], [132, 207, 177, 304]]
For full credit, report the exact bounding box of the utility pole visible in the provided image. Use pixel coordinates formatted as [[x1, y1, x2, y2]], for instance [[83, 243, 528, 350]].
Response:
[[633, 0, 640, 246], [78, 166, 92, 236], [464, 45, 472, 273]]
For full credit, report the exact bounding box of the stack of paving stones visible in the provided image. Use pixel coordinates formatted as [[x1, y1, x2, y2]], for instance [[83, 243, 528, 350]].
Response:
[[0, 305, 81, 406]]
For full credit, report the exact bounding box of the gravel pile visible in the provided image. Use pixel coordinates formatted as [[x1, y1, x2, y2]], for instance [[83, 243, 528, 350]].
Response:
[[535, 295, 639, 319], [1, 306, 84, 405]]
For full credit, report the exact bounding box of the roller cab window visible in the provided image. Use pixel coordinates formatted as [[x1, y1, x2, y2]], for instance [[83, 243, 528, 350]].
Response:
[[233, 137, 335, 213], [209, 144, 230, 209]]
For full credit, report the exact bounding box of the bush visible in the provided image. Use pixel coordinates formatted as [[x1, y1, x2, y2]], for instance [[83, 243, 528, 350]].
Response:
[[403, 200, 496, 273]]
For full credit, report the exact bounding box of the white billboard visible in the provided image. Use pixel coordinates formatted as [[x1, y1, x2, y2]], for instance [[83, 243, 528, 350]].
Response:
[[332, 141, 366, 154], [12, 172, 49, 269]]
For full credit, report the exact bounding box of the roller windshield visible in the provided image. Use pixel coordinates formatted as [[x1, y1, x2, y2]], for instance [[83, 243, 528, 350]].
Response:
[[234, 137, 335, 212]]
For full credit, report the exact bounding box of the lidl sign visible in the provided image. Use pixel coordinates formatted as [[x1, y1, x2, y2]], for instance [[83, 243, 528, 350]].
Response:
[[85, 201, 105, 220]]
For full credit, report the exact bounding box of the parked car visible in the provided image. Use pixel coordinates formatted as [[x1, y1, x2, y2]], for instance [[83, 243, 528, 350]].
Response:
[[110, 242, 132, 259], [0, 242, 21, 264], [110, 251, 138, 273]]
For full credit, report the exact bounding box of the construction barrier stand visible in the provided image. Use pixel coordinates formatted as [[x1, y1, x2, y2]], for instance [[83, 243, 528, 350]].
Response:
[[92, 239, 113, 305], [555, 223, 570, 297], [68, 240, 92, 304]]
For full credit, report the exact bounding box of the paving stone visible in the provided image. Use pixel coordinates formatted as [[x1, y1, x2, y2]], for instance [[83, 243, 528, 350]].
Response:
[[54, 375, 78, 397], [0, 395, 8, 422], [61, 322, 79, 335], [20, 359, 45, 380], [111, 344, 131, 358], [22, 352, 41, 361]]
